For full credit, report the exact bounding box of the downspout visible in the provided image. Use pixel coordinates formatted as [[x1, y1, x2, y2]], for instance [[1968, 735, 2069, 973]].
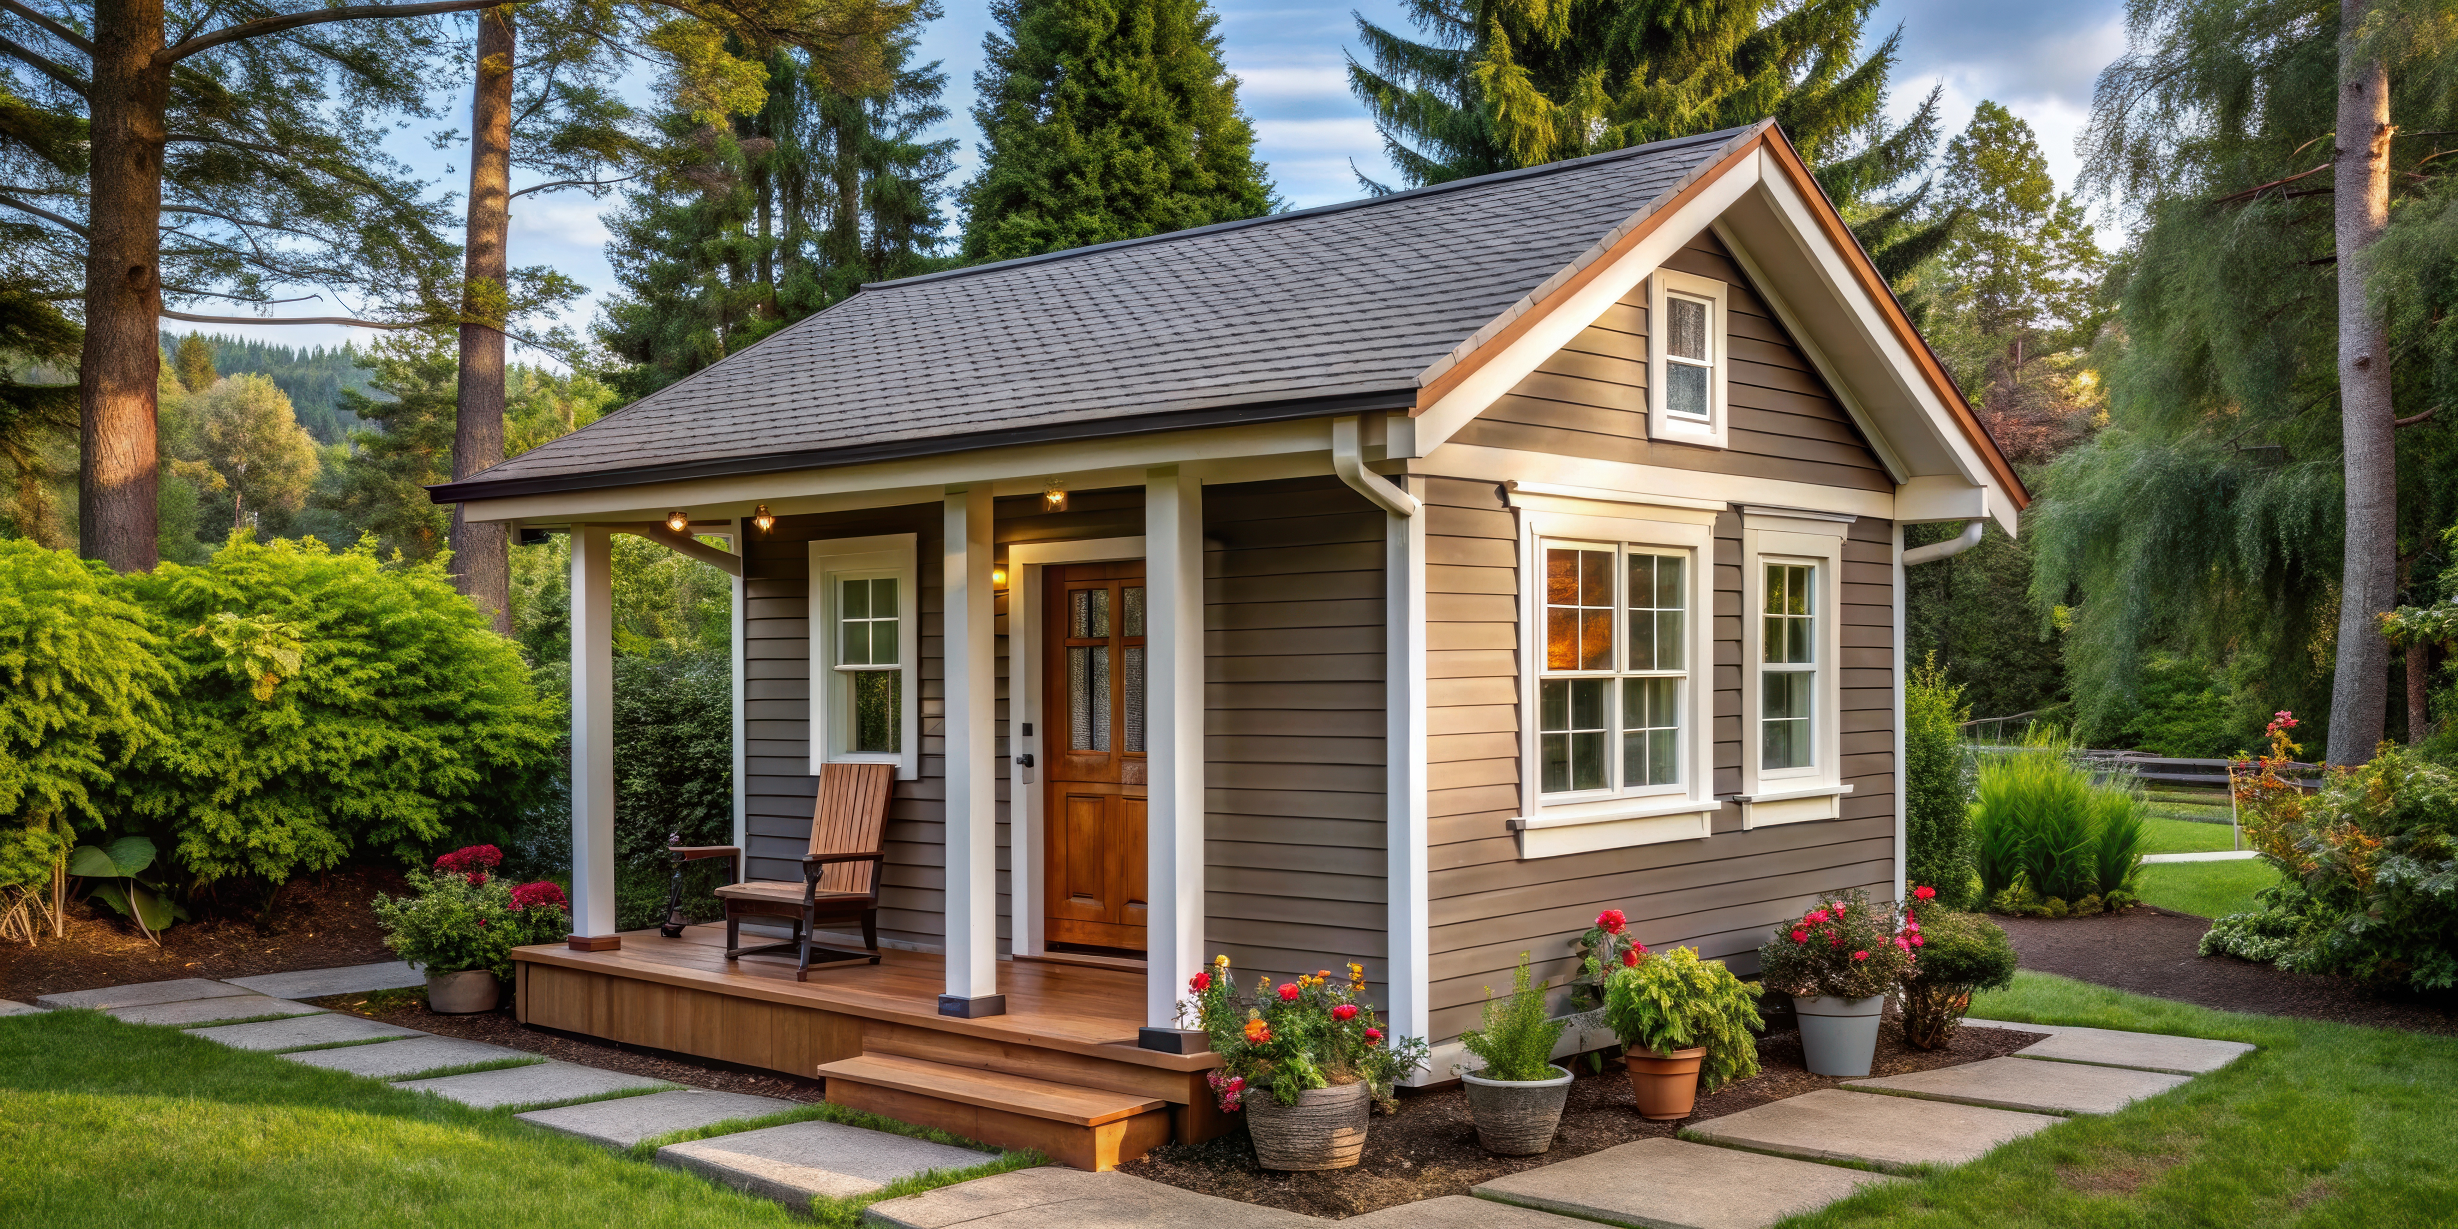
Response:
[[1332, 415, 1419, 517], [1903, 519, 1982, 566]]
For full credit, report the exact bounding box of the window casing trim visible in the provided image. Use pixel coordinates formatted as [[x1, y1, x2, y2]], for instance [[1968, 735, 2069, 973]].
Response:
[[1648, 269, 1730, 450], [810, 533, 920, 780], [1512, 507, 1716, 857], [1739, 515, 1847, 825]]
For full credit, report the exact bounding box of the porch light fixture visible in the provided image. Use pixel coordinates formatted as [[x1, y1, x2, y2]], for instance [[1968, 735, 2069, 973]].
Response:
[[664, 509, 690, 534], [992, 565, 1008, 588], [1042, 478, 1067, 512], [751, 503, 775, 534]]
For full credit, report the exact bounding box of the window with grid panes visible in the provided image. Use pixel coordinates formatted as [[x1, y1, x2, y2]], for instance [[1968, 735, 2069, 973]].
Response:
[[836, 576, 901, 754], [1760, 563, 1815, 771], [1538, 541, 1688, 798]]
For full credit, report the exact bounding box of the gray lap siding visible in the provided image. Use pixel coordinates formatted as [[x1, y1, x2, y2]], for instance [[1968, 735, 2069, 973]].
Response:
[[1421, 224, 1899, 1043]]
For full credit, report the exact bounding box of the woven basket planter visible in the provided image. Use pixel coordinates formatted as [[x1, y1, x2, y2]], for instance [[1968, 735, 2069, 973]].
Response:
[[1245, 1079, 1370, 1170], [1460, 1064, 1573, 1155]]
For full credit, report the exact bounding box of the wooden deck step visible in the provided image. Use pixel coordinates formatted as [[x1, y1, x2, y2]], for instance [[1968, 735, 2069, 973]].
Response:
[[818, 1052, 1173, 1171]]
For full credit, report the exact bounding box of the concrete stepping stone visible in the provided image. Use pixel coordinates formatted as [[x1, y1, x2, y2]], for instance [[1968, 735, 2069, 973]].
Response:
[[1961, 1018, 2060, 1034], [1473, 1138, 1905, 1229], [2140, 850, 2258, 863], [225, 961, 426, 999], [110, 995, 324, 1027], [0, 1000, 43, 1016], [866, 1166, 1314, 1228], [2014, 1024, 2255, 1075], [36, 978, 250, 1011], [517, 1088, 802, 1148], [280, 1034, 533, 1079], [1847, 1056, 2190, 1116], [396, 1060, 676, 1111], [188, 1012, 421, 1052], [1684, 1088, 2061, 1172], [1348, 1194, 1586, 1227], [657, 1118, 997, 1206]]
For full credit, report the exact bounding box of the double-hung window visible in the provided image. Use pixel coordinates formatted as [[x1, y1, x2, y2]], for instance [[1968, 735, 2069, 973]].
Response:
[[1537, 541, 1689, 798], [1759, 563, 1816, 771], [1737, 508, 1853, 827], [1648, 270, 1729, 448], [811, 534, 920, 779]]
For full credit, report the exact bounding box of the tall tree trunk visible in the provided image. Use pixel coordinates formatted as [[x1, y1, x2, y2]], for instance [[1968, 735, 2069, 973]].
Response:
[[82, 0, 168, 571], [450, 5, 513, 633], [2326, 0, 2396, 766]]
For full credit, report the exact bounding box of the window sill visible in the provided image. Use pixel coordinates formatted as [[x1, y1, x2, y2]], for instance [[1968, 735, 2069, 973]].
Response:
[[1509, 796, 1716, 859], [1724, 783, 1852, 830]]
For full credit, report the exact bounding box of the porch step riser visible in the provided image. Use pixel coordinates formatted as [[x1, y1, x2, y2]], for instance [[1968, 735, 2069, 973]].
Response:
[[863, 1020, 1191, 1103], [826, 1078, 1172, 1172]]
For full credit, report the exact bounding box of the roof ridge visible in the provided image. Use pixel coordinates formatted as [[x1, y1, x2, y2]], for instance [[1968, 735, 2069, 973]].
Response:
[[862, 126, 1757, 293]]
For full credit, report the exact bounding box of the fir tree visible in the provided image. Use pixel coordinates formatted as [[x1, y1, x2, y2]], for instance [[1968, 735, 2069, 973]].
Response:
[[1346, 0, 1953, 285], [172, 335, 217, 395], [314, 336, 458, 563], [598, 35, 955, 397], [959, 0, 1276, 263]]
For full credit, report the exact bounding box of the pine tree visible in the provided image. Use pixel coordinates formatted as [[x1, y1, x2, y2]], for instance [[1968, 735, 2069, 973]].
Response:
[[314, 337, 458, 563], [599, 36, 956, 397], [172, 335, 217, 395], [959, 0, 1276, 263], [1346, 0, 1953, 285]]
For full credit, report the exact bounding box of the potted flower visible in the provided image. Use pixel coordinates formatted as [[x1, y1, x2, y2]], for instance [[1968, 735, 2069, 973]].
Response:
[[370, 845, 570, 1013], [1897, 886, 2018, 1050], [1569, 908, 1650, 1015], [1755, 888, 1914, 1076], [1602, 946, 1762, 1119], [1180, 957, 1429, 1171], [1455, 952, 1571, 1155]]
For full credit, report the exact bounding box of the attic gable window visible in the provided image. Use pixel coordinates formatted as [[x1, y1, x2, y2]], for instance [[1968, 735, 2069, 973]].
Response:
[[1648, 270, 1729, 449]]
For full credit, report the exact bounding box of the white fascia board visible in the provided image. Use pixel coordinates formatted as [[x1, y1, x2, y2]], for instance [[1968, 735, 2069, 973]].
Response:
[[1407, 148, 1767, 457], [1743, 172, 2018, 536], [455, 418, 1338, 525], [1894, 475, 1995, 528], [1431, 441, 1895, 521]]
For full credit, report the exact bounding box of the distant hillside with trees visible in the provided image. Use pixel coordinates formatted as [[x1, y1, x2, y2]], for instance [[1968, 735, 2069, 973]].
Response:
[[157, 332, 378, 445]]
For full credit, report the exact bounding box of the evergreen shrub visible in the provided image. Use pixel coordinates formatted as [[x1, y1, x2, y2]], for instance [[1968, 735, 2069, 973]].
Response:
[[1905, 654, 1976, 907], [1603, 947, 1762, 1093], [1897, 899, 2017, 1050], [1970, 736, 2146, 909], [1458, 952, 1566, 1082]]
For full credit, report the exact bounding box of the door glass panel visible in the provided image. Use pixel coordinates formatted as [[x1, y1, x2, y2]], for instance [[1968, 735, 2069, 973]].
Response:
[[1070, 589, 1090, 638], [1089, 588, 1111, 639], [1090, 642, 1112, 751], [1124, 586, 1144, 637], [1069, 646, 1093, 749], [1123, 645, 1145, 753]]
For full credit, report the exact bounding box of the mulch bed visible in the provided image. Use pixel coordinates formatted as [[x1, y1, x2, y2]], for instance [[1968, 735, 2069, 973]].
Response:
[[0, 866, 403, 1004], [1121, 1019, 2046, 1218], [1996, 906, 2458, 1037], [314, 989, 829, 1105]]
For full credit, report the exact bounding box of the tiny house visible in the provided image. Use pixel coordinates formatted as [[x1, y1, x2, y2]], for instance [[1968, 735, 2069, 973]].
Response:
[[432, 119, 2023, 1170]]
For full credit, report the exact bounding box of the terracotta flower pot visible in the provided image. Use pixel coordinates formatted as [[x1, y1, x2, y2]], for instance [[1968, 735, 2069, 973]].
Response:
[[1623, 1044, 1708, 1120], [1244, 1079, 1370, 1170], [424, 969, 500, 1014], [1460, 1064, 1573, 1155]]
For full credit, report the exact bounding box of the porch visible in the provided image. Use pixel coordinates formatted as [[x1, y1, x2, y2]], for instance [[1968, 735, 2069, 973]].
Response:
[[512, 925, 1228, 1169]]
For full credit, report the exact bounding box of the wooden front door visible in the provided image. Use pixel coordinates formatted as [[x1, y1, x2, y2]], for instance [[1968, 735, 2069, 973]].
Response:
[[1042, 561, 1148, 953]]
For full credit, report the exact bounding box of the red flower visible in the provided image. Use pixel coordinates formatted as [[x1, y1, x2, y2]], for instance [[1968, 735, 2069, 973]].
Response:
[[1829, 935, 1842, 947], [1912, 885, 1936, 901], [1277, 983, 1301, 1002], [466, 872, 489, 886], [1332, 1003, 1359, 1022], [1790, 929, 1810, 943], [1622, 946, 1644, 968], [508, 881, 566, 911], [1804, 909, 1830, 926], [1363, 1028, 1382, 1045], [434, 844, 504, 873], [1910, 935, 1924, 947], [1851, 950, 1869, 961], [1189, 971, 1212, 993], [1832, 904, 1846, 917], [1596, 909, 1627, 935]]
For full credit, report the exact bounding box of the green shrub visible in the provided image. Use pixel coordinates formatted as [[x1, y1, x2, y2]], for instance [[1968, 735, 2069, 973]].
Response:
[[1898, 906, 2017, 1049], [1458, 952, 1565, 1082], [1905, 654, 1976, 909], [0, 541, 168, 841], [115, 534, 562, 886], [612, 649, 733, 869], [2117, 654, 2246, 758], [1971, 737, 2144, 908], [2201, 747, 2458, 991], [1603, 947, 1762, 1093], [370, 846, 571, 979]]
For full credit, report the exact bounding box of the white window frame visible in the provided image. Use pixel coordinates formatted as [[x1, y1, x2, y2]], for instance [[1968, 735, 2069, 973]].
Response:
[[1737, 508, 1852, 828], [1508, 500, 1719, 859], [810, 533, 919, 780], [1648, 269, 1730, 450]]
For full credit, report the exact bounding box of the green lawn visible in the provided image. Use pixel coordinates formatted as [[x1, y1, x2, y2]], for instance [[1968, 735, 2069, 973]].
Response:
[[1775, 971, 2458, 1228], [0, 1009, 1025, 1227], [2139, 816, 2241, 855], [2136, 858, 2282, 920]]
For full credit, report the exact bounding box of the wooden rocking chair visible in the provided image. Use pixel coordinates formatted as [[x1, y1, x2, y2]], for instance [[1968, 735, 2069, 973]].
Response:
[[661, 761, 892, 980]]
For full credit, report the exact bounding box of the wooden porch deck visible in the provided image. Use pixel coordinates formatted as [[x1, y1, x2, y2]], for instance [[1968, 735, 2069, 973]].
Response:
[[511, 927, 1223, 1169]]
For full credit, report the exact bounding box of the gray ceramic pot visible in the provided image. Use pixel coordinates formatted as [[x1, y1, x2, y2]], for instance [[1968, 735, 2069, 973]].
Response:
[[1245, 1079, 1370, 1170], [425, 968, 501, 1014], [1794, 993, 1886, 1076], [1460, 1064, 1573, 1155]]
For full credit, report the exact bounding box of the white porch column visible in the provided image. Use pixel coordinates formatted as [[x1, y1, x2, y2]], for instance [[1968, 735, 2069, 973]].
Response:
[[568, 524, 618, 946], [1385, 485, 1429, 1045], [1145, 466, 1205, 1029], [940, 484, 1004, 1017]]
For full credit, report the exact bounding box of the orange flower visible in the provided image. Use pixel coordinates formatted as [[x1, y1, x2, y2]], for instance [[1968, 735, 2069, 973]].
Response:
[[1243, 1018, 1272, 1044]]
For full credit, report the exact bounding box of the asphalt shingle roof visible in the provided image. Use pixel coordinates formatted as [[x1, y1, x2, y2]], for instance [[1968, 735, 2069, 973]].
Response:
[[440, 126, 1755, 499]]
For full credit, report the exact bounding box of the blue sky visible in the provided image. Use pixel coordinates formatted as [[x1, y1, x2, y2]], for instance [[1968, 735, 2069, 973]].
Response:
[[196, 0, 2128, 361]]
